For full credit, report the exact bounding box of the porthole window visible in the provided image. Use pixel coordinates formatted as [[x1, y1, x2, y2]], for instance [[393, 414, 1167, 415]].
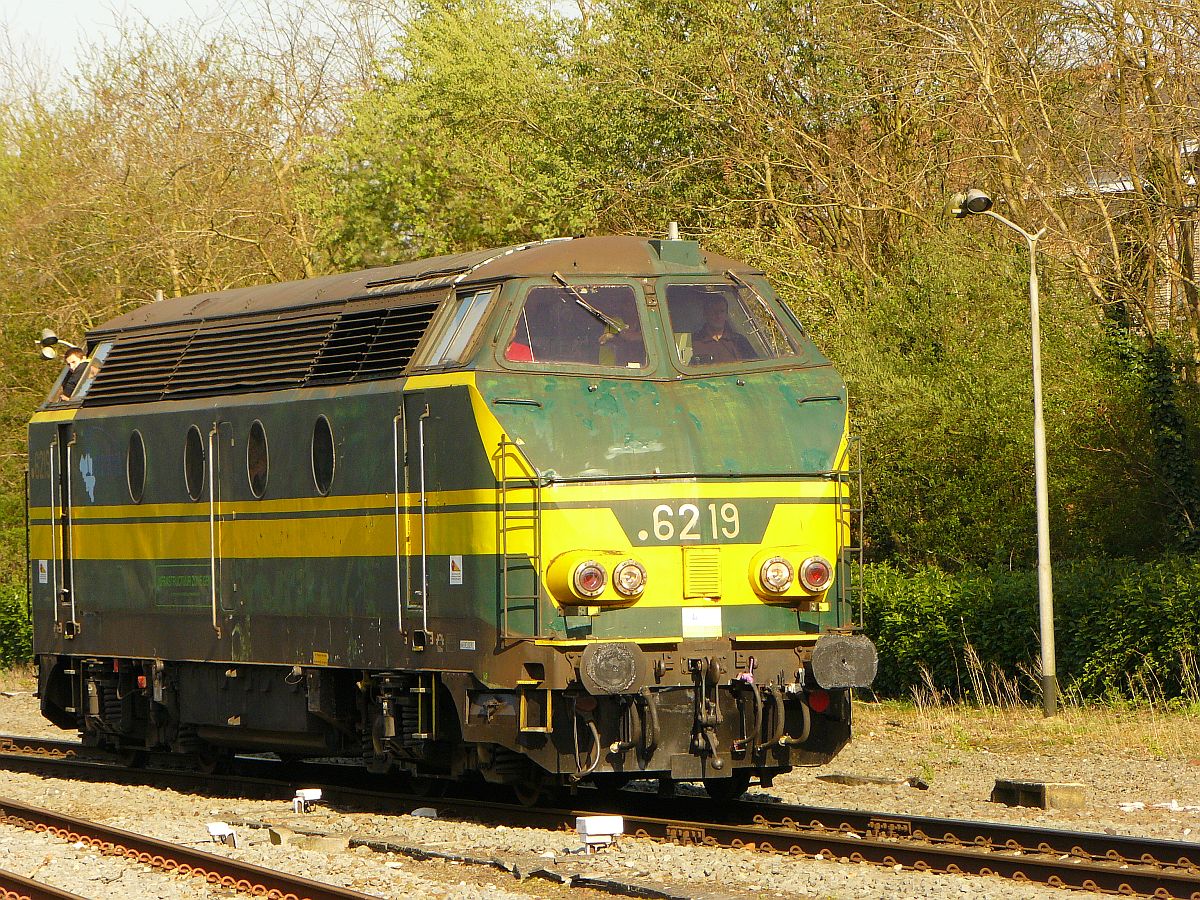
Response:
[[127, 430, 146, 503], [184, 425, 205, 501], [246, 420, 269, 499], [312, 416, 335, 496]]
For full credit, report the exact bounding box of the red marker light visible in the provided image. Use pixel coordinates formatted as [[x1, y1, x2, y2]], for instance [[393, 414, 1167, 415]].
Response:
[[573, 561, 607, 598]]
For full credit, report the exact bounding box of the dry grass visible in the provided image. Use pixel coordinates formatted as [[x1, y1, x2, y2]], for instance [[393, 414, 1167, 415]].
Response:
[[856, 698, 1200, 761], [854, 641, 1200, 760], [856, 655, 1200, 763], [0, 664, 35, 693]]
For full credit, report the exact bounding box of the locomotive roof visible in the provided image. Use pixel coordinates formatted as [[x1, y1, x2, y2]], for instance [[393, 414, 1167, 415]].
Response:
[[92, 235, 758, 337]]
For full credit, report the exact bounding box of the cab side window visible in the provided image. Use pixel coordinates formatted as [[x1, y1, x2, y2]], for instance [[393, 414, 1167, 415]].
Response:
[[421, 288, 495, 366], [45, 341, 114, 405]]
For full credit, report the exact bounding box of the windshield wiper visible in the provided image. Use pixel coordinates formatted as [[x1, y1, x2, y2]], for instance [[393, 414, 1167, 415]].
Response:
[[553, 272, 628, 333], [724, 269, 804, 348], [724, 270, 775, 318]]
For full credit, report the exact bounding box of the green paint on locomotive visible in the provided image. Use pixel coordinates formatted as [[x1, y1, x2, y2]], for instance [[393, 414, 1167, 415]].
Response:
[[28, 238, 854, 668], [477, 370, 847, 479]]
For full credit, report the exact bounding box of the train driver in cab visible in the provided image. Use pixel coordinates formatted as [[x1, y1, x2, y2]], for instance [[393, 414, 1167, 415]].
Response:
[[691, 294, 755, 364]]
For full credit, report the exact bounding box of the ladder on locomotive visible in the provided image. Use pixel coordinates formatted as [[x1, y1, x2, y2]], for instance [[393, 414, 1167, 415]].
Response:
[[497, 436, 543, 639], [834, 435, 865, 625]]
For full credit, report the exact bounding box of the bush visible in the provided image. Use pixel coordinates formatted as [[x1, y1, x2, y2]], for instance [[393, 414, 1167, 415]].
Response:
[[861, 557, 1200, 702], [0, 579, 32, 667]]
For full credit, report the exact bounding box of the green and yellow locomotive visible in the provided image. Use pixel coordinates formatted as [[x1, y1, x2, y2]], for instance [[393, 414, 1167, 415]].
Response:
[[27, 235, 876, 799]]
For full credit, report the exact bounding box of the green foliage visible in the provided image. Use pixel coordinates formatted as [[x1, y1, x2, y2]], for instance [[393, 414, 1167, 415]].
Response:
[[862, 558, 1200, 702], [309, 0, 599, 267], [0, 579, 31, 666], [807, 232, 1172, 567], [2, 0, 1200, 677], [1109, 334, 1200, 551]]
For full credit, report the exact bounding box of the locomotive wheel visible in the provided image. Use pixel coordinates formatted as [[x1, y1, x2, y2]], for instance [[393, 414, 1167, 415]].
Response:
[[118, 748, 148, 769], [365, 755, 394, 775], [196, 748, 233, 775], [402, 773, 448, 798], [703, 770, 751, 801], [512, 770, 548, 807]]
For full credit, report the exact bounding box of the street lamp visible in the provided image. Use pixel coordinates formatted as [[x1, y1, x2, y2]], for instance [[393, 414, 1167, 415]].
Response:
[[951, 189, 1058, 717]]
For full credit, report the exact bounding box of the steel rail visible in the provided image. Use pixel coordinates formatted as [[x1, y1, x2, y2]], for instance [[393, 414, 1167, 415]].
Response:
[[0, 868, 88, 900], [602, 810, 1200, 898], [751, 799, 1200, 872], [0, 796, 381, 900], [3, 732, 1199, 897], [631, 792, 1200, 873], [0, 736, 82, 759]]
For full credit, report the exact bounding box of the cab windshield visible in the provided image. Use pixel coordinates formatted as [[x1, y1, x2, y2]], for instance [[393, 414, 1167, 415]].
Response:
[[504, 284, 647, 369], [663, 280, 802, 368]]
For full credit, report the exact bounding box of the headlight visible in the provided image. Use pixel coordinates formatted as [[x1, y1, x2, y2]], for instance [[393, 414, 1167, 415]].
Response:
[[760, 556, 793, 593], [613, 560, 647, 597], [799, 556, 834, 592], [573, 560, 607, 598]]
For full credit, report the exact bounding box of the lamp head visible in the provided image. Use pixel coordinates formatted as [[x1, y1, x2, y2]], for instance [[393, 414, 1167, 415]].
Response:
[[951, 188, 994, 217], [39, 328, 59, 348]]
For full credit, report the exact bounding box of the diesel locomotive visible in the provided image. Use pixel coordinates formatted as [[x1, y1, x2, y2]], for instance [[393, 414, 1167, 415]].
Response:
[[27, 235, 877, 800]]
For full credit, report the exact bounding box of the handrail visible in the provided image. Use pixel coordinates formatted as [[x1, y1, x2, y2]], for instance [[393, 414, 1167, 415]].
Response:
[[208, 423, 221, 638], [392, 411, 404, 632], [498, 436, 543, 640], [48, 438, 59, 624], [65, 435, 78, 628], [832, 434, 865, 625], [541, 469, 837, 485], [417, 406, 430, 636]]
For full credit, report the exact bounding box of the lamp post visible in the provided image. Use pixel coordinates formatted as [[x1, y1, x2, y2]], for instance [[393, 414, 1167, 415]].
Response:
[[951, 189, 1057, 717]]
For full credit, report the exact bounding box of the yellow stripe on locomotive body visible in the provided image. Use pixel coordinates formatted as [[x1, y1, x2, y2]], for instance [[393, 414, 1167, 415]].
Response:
[[26, 477, 842, 566], [29, 372, 850, 628]]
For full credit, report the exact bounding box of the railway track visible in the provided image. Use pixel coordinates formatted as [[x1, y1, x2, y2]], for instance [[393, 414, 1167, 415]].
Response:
[[2, 732, 1198, 898], [0, 867, 87, 900], [0, 795, 382, 900]]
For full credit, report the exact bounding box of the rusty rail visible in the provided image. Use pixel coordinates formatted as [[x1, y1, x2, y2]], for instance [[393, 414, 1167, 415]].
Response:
[[3, 732, 1200, 897], [0, 868, 88, 900], [626, 792, 1200, 875], [0, 797, 380, 900]]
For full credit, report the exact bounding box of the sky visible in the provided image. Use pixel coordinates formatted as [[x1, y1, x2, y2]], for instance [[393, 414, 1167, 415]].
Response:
[[2, 0, 254, 78]]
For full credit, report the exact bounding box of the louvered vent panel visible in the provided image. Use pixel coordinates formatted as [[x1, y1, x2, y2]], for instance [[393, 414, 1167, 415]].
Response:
[[83, 331, 195, 405], [682, 547, 722, 599], [84, 299, 440, 405], [163, 316, 336, 399], [309, 302, 438, 384]]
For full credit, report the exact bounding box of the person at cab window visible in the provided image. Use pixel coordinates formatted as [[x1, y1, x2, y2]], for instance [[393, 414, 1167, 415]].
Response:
[[690, 295, 754, 364], [58, 347, 88, 401]]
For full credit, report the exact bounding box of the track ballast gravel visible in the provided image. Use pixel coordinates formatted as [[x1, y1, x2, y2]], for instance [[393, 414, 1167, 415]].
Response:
[[1, 691, 1194, 900]]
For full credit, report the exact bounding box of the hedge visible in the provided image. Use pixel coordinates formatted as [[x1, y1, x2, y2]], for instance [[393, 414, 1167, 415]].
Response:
[[0, 579, 31, 667], [860, 557, 1200, 702]]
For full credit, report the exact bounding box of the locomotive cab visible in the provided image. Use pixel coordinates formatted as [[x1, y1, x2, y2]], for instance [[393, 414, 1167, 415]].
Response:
[[28, 235, 875, 800]]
